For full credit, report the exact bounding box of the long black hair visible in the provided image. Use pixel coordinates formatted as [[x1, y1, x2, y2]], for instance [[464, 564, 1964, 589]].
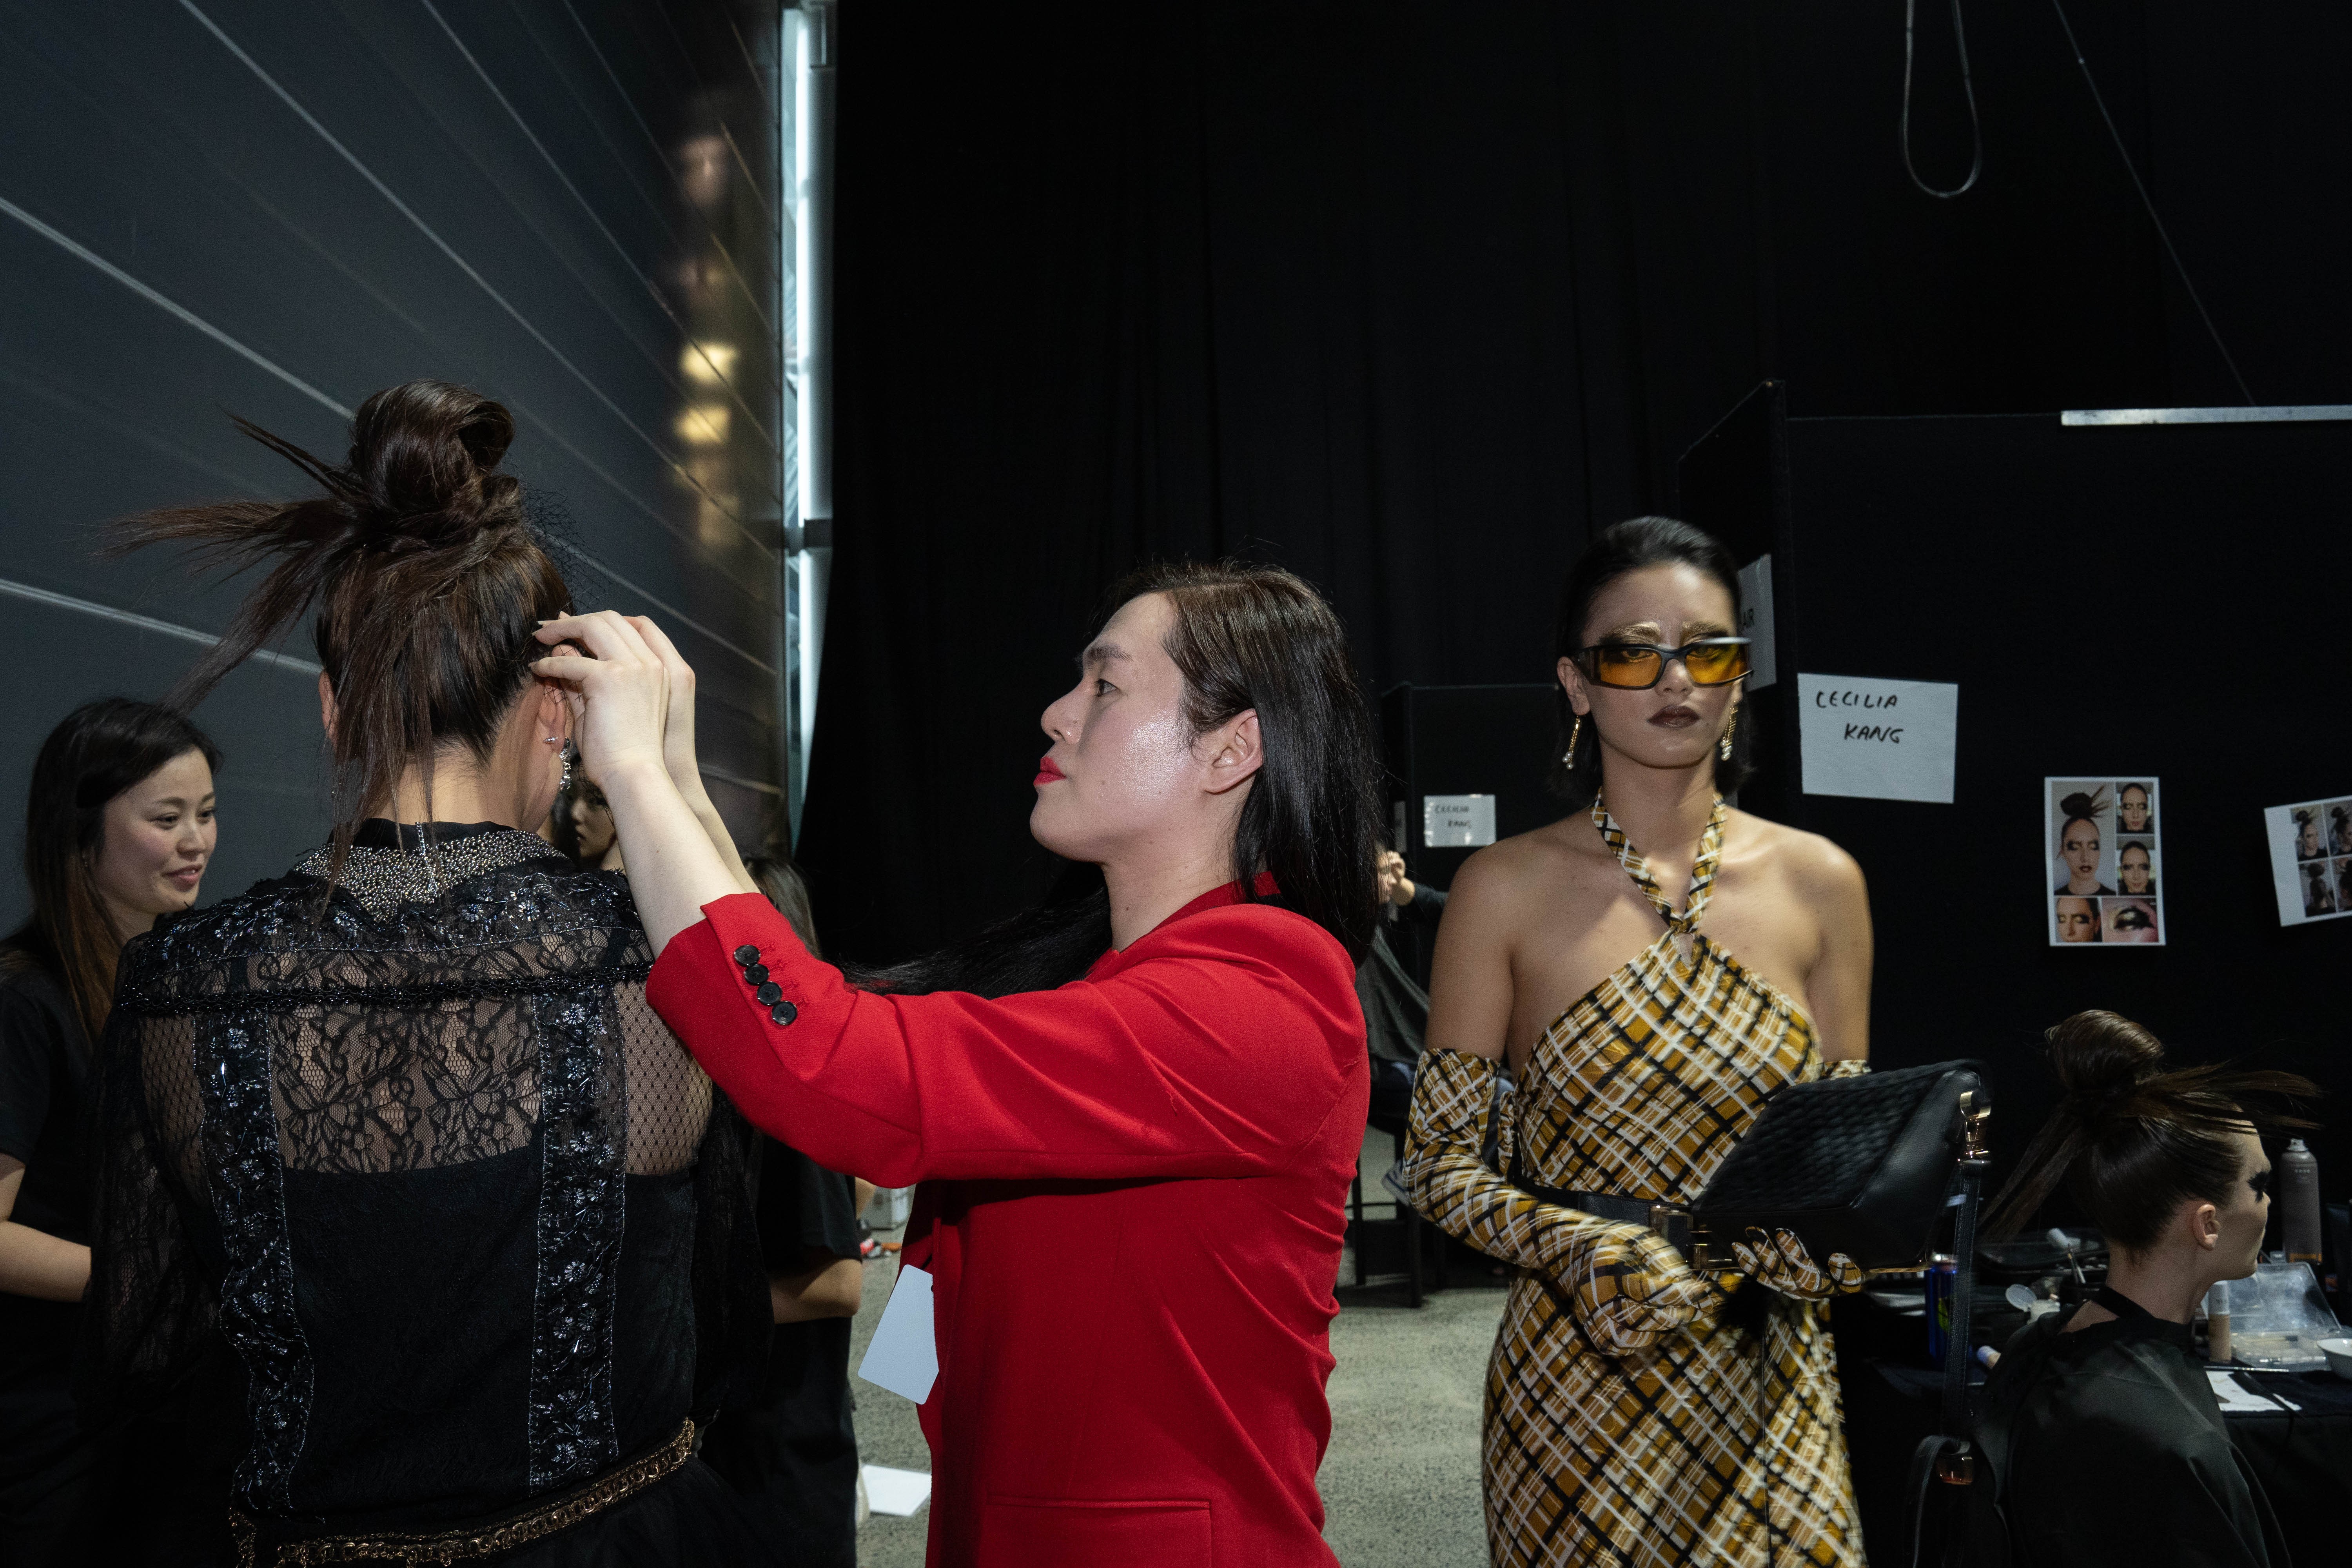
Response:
[[3, 699, 223, 1043], [856, 561, 1382, 998], [1984, 1011, 2316, 1252], [1550, 516, 1752, 808]]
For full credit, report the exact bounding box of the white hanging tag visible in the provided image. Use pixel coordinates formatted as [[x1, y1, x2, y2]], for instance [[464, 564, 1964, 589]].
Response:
[[857, 1263, 938, 1403]]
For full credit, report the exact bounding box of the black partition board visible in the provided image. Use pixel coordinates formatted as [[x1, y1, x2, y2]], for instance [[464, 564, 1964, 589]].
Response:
[[1383, 682, 1560, 873], [1772, 412, 2352, 1195]]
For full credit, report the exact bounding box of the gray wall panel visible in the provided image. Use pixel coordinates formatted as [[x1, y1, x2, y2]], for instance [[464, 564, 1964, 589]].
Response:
[[0, 0, 783, 934]]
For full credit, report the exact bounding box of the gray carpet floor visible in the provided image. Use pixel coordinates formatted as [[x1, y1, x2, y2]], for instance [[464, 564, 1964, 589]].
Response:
[[848, 1127, 1502, 1566]]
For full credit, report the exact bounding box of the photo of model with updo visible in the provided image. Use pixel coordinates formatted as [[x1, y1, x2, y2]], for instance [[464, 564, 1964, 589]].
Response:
[[2046, 777, 2165, 947]]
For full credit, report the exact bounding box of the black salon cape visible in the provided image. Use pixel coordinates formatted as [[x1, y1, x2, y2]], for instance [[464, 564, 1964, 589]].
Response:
[[1979, 1309, 2290, 1567]]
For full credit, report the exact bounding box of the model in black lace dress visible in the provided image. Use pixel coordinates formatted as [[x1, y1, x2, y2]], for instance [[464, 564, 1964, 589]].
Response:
[[81, 379, 783, 1565], [81, 821, 775, 1564]]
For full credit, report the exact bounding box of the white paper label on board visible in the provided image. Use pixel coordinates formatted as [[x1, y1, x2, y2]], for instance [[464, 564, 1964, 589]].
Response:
[[1737, 555, 1777, 690], [1797, 674, 1958, 804], [1423, 793, 1496, 848], [857, 1263, 938, 1403]]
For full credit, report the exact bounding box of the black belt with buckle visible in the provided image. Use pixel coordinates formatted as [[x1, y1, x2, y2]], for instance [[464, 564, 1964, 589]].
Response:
[[1507, 1156, 1705, 1265]]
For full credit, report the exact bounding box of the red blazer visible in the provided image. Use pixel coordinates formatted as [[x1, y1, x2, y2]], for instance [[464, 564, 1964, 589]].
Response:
[[646, 882, 1368, 1568]]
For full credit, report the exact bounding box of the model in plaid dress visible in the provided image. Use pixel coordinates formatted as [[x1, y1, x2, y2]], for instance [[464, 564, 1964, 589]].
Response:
[[1404, 797, 1869, 1567]]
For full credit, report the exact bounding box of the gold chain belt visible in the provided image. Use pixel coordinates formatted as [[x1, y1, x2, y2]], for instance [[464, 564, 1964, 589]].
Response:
[[230, 1418, 697, 1567]]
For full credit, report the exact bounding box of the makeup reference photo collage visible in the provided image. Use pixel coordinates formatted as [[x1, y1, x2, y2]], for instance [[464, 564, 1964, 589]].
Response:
[[2263, 794, 2352, 926], [2046, 777, 2163, 946]]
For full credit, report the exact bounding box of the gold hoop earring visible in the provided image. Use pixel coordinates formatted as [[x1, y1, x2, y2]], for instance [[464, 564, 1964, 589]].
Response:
[[1719, 707, 1739, 762], [1564, 713, 1583, 767]]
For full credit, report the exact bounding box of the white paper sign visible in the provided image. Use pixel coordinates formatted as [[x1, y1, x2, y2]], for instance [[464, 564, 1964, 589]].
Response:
[[857, 1263, 938, 1403], [1737, 554, 1777, 690], [1423, 793, 1496, 848], [1798, 674, 1958, 804]]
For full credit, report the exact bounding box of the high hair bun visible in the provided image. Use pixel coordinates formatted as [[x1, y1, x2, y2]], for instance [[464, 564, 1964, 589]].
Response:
[[341, 379, 523, 552], [2057, 787, 2111, 825], [2045, 1009, 2165, 1109]]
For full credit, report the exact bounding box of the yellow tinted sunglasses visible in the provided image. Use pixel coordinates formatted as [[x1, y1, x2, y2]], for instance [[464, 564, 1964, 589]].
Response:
[[1578, 637, 1752, 690]]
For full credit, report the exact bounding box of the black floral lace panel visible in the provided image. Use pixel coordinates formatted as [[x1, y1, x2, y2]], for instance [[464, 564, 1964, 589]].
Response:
[[526, 984, 628, 1489], [197, 1008, 317, 1510]]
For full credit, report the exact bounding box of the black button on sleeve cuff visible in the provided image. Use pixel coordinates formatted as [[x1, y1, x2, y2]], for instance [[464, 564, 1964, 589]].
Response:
[[732, 945, 760, 966], [769, 1001, 799, 1027]]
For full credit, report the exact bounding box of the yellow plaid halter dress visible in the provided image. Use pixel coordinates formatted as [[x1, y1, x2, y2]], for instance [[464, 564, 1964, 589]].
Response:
[[1403, 797, 1865, 1567]]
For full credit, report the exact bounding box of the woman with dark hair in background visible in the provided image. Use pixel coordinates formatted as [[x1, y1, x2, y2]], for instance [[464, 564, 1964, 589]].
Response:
[[85, 381, 778, 1565], [0, 700, 216, 1563], [698, 850, 869, 1568], [571, 777, 621, 869], [1404, 516, 1876, 1566], [1973, 1012, 2312, 1566], [537, 560, 1380, 1568]]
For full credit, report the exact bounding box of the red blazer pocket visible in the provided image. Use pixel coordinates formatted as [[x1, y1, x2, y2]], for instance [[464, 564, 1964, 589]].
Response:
[[979, 1495, 1212, 1568]]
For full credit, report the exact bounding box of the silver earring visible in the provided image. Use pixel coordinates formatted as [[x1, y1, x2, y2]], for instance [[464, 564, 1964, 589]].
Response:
[[1719, 707, 1739, 762], [1564, 713, 1583, 767], [559, 744, 575, 795]]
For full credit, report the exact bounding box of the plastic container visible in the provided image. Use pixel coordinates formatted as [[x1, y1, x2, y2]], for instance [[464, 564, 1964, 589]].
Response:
[[2280, 1138, 2322, 1263], [2221, 1260, 2340, 1370]]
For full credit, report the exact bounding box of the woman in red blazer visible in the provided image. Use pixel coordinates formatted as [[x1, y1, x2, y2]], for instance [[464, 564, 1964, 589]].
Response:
[[535, 563, 1380, 1568]]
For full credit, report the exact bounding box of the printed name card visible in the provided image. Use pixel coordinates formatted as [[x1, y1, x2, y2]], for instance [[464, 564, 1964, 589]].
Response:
[[1423, 793, 1497, 848], [1797, 674, 1958, 804]]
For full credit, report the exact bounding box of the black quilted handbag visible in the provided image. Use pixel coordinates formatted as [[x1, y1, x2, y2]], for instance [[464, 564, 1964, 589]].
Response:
[[1690, 1059, 1989, 1272], [1685, 1060, 1996, 1565]]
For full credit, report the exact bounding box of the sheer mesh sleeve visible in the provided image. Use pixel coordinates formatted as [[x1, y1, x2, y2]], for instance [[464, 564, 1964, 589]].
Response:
[[77, 1005, 217, 1424], [1402, 1048, 1720, 1355]]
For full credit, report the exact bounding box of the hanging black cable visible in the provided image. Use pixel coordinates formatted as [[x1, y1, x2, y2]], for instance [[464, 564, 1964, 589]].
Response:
[[2046, 0, 2256, 405], [1901, 0, 1982, 198]]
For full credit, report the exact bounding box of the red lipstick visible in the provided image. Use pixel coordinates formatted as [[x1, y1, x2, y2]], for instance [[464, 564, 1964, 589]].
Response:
[[1035, 754, 1066, 786]]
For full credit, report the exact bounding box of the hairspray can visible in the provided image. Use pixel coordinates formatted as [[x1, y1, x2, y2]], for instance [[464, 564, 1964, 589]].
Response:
[[2281, 1139, 2322, 1263]]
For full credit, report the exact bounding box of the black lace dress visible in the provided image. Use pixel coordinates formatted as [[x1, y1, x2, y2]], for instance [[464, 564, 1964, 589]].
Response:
[[78, 822, 778, 1566]]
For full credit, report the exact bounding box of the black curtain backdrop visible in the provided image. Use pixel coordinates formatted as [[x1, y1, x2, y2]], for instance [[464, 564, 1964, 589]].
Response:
[[800, 2, 2352, 963]]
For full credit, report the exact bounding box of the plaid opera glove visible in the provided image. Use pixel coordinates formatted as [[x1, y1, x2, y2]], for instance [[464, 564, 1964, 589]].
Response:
[[1729, 1057, 1872, 1300], [1402, 1047, 1722, 1355], [1728, 1227, 1866, 1300]]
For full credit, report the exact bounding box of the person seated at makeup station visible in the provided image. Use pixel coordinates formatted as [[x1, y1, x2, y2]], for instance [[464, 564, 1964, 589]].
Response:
[[1970, 1011, 2313, 1568]]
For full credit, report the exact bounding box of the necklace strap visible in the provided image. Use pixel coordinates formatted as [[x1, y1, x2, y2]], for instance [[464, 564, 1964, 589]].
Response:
[[1588, 795, 1727, 934]]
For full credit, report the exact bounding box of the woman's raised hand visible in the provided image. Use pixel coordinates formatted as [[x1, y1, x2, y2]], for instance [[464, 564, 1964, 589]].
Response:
[[532, 613, 674, 786]]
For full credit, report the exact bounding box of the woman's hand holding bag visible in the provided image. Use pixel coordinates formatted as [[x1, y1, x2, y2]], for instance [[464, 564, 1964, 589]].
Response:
[[1728, 1227, 1866, 1301]]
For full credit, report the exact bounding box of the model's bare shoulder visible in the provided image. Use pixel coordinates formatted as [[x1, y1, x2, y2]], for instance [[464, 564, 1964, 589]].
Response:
[[1452, 817, 1599, 906], [1734, 812, 1869, 914]]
